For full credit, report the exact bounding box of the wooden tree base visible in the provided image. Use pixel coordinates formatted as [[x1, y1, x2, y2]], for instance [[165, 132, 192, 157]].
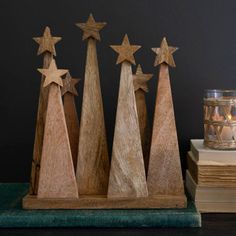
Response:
[[23, 194, 187, 209]]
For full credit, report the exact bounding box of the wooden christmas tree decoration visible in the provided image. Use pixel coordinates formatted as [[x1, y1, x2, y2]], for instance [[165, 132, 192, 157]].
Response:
[[147, 37, 186, 205], [108, 35, 148, 198], [30, 26, 61, 195], [36, 59, 78, 199], [75, 14, 110, 195], [61, 72, 80, 170], [23, 29, 187, 209], [133, 64, 152, 174]]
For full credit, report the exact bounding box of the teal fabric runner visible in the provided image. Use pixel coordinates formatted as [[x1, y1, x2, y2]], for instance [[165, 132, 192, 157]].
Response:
[[0, 183, 201, 228]]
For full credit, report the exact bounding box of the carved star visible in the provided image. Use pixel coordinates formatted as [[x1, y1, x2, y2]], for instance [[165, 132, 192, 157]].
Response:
[[33, 26, 61, 56], [38, 59, 68, 87], [152, 37, 178, 67], [110, 34, 141, 65], [61, 72, 80, 96], [75, 13, 106, 41], [133, 65, 153, 92]]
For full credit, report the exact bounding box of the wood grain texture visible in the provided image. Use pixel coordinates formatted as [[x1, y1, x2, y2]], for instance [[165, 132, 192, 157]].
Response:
[[30, 27, 62, 195], [110, 34, 141, 65], [61, 72, 80, 96], [76, 37, 109, 195], [33, 26, 61, 56], [37, 60, 78, 199], [29, 52, 52, 195], [23, 193, 186, 209], [151, 37, 178, 68], [76, 13, 106, 41], [63, 93, 80, 171], [147, 63, 184, 196], [133, 65, 152, 174], [108, 61, 148, 198], [62, 72, 80, 169]]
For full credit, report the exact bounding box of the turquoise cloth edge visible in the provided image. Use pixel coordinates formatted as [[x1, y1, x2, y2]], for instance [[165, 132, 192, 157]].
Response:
[[0, 183, 201, 228]]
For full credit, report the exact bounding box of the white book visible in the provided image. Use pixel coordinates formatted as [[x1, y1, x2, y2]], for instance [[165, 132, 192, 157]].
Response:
[[195, 201, 236, 213], [190, 139, 236, 164], [185, 170, 236, 202], [188, 151, 235, 166]]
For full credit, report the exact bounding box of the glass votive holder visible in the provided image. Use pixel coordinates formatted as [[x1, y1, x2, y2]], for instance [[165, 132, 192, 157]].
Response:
[[204, 89, 236, 150]]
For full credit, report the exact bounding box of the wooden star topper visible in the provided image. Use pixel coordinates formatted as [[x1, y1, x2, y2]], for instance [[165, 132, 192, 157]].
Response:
[[152, 37, 178, 67], [110, 34, 141, 65], [133, 65, 153, 92], [61, 72, 80, 96], [75, 14, 106, 41], [33, 26, 61, 56], [38, 59, 68, 87]]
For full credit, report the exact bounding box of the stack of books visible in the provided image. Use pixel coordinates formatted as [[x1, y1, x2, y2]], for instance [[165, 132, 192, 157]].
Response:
[[186, 139, 236, 212]]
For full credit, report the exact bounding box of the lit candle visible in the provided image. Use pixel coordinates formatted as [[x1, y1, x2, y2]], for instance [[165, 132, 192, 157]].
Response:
[[221, 126, 233, 140], [221, 115, 233, 140]]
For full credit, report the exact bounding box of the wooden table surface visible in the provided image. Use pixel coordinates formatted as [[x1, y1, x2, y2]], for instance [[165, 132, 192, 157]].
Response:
[[0, 214, 235, 236]]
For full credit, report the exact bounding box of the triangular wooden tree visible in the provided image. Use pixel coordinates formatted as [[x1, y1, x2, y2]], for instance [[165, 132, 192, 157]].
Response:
[[75, 14, 110, 195], [37, 59, 78, 199], [30, 26, 61, 195], [133, 65, 152, 174], [61, 72, 80, 170], [108, 35, 148, 198], [147, 37, 185, 196]]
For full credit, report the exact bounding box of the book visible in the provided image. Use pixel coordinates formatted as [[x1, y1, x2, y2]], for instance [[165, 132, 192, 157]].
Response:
[[187, 151, 236, 187], [190, 139, 236, 164], [186, 170, 236, 213], [0, 183, 201, 228], [186, 170, 236, 202]]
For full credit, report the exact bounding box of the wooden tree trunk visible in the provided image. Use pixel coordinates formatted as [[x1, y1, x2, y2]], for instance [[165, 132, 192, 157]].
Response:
[[29, 52, 52, 195], [76, 38, 109, 195], [147, 64, 184, 196], [108, 61, 148, 198], [37, 83, 78, 199], [63, 93, 79, 170], [135, 89, 151, 175]]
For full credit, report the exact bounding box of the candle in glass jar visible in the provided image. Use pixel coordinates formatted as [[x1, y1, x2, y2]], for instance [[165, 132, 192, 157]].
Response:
[[221, 126, 233, 140]]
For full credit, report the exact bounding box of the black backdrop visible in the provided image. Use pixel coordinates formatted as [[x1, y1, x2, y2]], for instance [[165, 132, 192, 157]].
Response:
[[1, 0, 236, 182]]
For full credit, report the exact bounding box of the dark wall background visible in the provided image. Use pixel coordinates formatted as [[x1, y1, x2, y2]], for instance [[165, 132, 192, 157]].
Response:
[[0, 0, 236, 182]]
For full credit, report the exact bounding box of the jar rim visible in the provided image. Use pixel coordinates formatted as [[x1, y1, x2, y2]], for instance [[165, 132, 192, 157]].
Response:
[[204, 89, 236, 93]]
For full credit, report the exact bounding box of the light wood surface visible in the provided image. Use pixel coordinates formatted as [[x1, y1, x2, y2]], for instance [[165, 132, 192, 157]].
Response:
[[108, 35, 148, 198], [23, 193, 186, 209], [29, 52, 52, 195], [110, 34, 141, 65], [30, 27, 61, 195], [33, 26, 61, 56], [76, 13, 106, 41], [133, 65, 152, 174], [151, 37, 178, 67], [76, 23, 109, 195], [62, 72, 80, 170], [147, 38, 184, 196], [37, 59, 78, 199]]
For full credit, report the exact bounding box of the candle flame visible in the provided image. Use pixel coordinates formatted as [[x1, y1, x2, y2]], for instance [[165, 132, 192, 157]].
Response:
[[228, 114, 232, 120], [212, 113, 223, 121]]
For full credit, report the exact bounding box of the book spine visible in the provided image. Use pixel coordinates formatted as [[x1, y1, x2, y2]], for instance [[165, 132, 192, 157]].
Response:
[[187, 152, 199, 184], [0, 211, 201, 228]]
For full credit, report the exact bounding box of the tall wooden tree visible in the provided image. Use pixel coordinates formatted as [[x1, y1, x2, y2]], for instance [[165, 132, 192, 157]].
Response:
[[61, 72, 80, 170], [147, 37, 185, 197], [108, 35, 148, 198], [30, 26, 61, 195], [133, 65, 152, 174], [37, 59, 78, 199], [75, 14, 110, 195]]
